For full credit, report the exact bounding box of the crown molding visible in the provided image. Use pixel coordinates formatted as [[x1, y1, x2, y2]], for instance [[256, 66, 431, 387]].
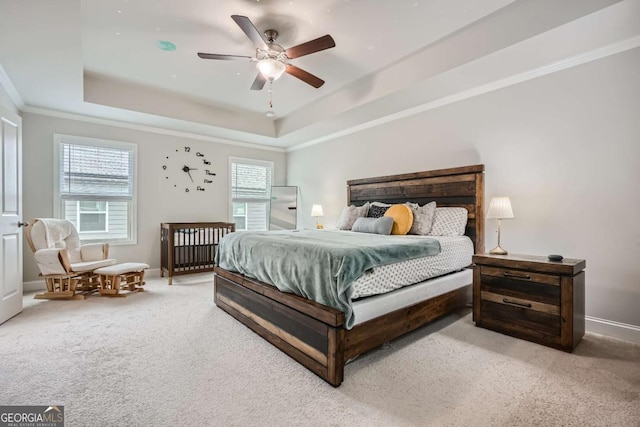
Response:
[[20, 106, 286, 153], [287, 35, 640, 152]]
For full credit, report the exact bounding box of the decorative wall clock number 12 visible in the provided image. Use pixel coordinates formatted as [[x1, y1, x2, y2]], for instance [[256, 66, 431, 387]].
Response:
[[161, 146, 216, 192]]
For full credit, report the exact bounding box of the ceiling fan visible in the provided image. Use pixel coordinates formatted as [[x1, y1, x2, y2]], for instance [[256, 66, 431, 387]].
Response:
[[197, 15, 336, 90]]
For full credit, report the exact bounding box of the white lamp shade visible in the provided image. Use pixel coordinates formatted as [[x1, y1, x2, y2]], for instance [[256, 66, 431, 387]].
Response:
[[257, 58, 286, 81], [486, 197, 514, 219], [311, 204, 324, 217]]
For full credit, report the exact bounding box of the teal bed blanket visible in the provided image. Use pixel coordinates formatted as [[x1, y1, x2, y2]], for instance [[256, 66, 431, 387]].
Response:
[[215, 230, 441, 328]]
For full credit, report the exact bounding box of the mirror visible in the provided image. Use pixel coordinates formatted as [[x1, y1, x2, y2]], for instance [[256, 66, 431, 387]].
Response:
[[269, 186, 297, 230]]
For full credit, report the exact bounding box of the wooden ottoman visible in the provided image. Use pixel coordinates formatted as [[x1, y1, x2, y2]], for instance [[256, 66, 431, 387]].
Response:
[[94, 263, 150, 297]]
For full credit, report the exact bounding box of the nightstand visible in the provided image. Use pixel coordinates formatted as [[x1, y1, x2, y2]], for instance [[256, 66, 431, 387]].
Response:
[[472, 254, 585, 352]]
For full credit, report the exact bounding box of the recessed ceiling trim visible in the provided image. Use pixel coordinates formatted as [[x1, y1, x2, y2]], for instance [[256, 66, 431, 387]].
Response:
[[20, 105, 286, 153], [287, 35, 640, 153]]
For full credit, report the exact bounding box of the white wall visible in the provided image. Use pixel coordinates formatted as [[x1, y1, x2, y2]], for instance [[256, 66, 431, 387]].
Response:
[[22, 112, 286, 282], [287, 48, 640, 329], [0, 78, 18, 114]]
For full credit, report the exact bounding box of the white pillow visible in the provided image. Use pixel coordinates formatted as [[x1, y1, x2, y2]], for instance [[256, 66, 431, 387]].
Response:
[[405, 201, 436, 235], [430, 207, 468, 236], [336, 203, 369, 230]]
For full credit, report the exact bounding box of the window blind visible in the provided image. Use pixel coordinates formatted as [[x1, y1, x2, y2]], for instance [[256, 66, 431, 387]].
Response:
[[231, 161, 273, 202], [59, 141, 134, 200]]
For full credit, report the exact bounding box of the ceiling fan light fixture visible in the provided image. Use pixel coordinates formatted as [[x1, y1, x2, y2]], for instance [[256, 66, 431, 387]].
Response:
[[257, 58, 286, 81]]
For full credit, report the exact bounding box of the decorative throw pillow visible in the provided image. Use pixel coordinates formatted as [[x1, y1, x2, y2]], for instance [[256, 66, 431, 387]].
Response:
[[405, 201, 436, 235], [383, 204, 414, 235], [351, 216, 394, 235], [367, 204, 390, 218], [336, 203, 369, 230], [429, 207, 468, 236]]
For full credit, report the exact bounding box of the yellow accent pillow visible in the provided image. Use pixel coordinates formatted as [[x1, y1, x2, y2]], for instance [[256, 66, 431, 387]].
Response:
[[383, 204, 414, 235]]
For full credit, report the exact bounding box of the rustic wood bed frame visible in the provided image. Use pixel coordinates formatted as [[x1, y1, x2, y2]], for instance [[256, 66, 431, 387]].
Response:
[[214, 164, 485, 386]]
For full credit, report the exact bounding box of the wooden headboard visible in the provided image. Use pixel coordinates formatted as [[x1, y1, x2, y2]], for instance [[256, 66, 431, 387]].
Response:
[[347, 164, 485, 254]]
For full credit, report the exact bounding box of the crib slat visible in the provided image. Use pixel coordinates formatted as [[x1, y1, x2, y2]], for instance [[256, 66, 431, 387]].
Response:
[[160, 222, 235, 284]]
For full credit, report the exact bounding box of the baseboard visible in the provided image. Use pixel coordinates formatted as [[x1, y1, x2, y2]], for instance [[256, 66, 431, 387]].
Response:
[[145, 268, 161, 278], [586, 316, 640, 344], [23, 279, 45, 292], [22, 268, 163, 292]]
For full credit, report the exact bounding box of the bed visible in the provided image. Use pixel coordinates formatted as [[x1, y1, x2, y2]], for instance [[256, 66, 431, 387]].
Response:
[[213, 164, 485, 386], [160, 222, 235, 285]]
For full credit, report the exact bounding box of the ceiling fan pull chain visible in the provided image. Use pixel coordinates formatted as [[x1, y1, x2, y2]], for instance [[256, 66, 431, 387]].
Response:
[[268, 81, 274, 109]]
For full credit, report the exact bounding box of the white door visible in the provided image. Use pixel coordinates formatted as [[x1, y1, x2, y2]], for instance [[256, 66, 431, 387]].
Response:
[[0, 106, 22, 324]]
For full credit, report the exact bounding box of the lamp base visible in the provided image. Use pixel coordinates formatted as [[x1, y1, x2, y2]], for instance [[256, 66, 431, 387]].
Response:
[[489, 245, 508, 255], [315, 224, 324, 230]]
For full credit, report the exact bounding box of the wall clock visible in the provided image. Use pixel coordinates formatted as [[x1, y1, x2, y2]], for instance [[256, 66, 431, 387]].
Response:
[[162, 146, 216, 193]]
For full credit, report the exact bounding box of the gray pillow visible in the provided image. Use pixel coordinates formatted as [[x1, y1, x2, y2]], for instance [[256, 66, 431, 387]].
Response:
[[336, 203, 369, 230], [405, 201, 437, 235], [351, 216, 394, 235]]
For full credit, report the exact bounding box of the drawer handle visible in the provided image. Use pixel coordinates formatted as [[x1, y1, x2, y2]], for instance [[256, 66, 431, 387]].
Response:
[[503, 298, 532, 308], [503, 272, 531, 280]]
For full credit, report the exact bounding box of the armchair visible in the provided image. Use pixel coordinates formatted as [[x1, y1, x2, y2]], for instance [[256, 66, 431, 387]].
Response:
[[25, 218, 117, 300]]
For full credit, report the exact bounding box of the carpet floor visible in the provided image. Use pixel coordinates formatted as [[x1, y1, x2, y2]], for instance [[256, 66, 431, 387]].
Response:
[[1, 273, 638, 427]]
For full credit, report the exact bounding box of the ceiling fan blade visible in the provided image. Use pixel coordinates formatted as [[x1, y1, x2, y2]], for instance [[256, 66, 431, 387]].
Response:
[[285, 35, 335, 59], [285, 65, 325, 88], [231, 15, 268, 50], [197, 53, 253, 61], [250, 73, 267, 90]]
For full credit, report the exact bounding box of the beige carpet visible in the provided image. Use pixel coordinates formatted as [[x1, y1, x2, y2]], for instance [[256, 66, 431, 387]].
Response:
[[1, 274, 638, 427]]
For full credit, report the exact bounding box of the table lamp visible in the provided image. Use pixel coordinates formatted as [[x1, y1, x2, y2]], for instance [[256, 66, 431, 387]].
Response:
[[311, 204, 324, 229], [486, 196, 514, 255]]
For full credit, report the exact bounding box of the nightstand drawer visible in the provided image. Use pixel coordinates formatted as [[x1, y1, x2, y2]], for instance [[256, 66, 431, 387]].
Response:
[[480, 299, 561, 337], [481, 266, 559, 286], [481, 291, 560, 315], [479, 270, 560, 306]]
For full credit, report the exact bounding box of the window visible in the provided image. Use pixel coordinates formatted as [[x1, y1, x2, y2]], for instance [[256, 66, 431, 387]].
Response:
[[77, 201, 108, 232], [54, 134, 137, 244], [229, 157, 273, 231]]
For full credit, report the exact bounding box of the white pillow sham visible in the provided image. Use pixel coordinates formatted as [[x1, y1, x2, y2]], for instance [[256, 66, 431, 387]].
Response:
[[429, 207, 468, 236]]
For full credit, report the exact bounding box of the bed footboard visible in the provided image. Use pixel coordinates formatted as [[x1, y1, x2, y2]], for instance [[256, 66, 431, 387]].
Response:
[[214, 267, 471, 387], [214, 267, 346, 386]]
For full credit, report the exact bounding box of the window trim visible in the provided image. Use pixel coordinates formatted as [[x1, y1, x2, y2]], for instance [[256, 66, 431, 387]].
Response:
[[53, 134, 138, 245], [228, 157, 274, 231]]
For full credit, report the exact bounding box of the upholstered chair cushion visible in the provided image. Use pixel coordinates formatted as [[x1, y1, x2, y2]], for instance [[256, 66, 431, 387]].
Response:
[[28, 218, 116, 276], [30, 219, 82, 262]]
